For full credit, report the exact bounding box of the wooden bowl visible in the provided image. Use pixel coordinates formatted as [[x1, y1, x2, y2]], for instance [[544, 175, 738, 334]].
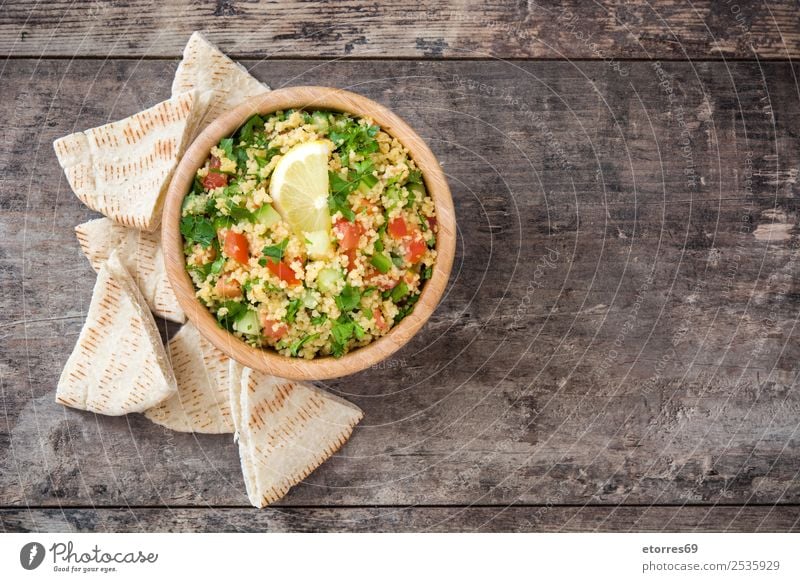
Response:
[[163, 86, 456, 380]]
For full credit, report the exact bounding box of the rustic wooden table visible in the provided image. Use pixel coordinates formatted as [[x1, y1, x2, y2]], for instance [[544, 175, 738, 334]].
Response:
[[2, 1, 799, 532]]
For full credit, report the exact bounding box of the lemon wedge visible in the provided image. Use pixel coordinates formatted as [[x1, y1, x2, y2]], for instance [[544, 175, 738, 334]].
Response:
[[270, 141, 333, 259]]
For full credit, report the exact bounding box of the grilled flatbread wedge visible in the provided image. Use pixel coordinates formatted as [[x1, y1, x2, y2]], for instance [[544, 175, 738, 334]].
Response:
[[53, 89, 208, 232], [75, 218, 185, 323], [172, 31, 270, 131], [229, 367, 363, 508], [144, 323, 234, 433], [56, 251, 177, 415]]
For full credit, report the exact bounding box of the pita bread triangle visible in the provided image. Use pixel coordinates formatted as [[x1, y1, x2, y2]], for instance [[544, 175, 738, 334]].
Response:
[[53, 89, 209, 232], [172, 32, 270, 131], [226, 360, 260, 494], [56, 251, 178, 415], [229, 367, 363, 507], [75, 218, 185, 323], [144, 323, 234, 433]]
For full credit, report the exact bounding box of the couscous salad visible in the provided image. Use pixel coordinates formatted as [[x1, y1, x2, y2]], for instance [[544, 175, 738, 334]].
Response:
[[180, 109, 437, 359]]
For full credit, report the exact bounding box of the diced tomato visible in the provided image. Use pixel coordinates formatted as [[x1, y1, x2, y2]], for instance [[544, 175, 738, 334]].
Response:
[[388, 217, 408, 239], [202, 171, 228, 190], [223, 231, 249, 264], [334, 218, 363, 251], [406, 236, 427, 264], [373, 308, 387, 331], [259, 314, 289, 341], [344, 248, 358, 273], [265, 259, 301, 286], [215, 276, 242, 298]]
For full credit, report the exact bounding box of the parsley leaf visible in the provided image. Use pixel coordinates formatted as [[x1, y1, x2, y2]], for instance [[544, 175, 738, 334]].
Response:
[[285, 299, 302, 324], [335, 284, 361, 312], [237, 115, 265, 144], [290, 333, 320, 357], [260, 239, 289, 264], [180, 216, 216, 247], [218, 138, 234, 159], [225, 199, 254, 222], [216, 300, 246, 331]]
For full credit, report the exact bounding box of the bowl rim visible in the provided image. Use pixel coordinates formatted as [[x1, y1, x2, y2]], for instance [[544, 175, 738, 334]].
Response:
[[162, 86, 456, 380]]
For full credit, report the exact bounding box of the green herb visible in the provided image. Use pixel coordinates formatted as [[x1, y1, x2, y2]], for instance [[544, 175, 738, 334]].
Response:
[[405, 188, 416, 209], [190, 262, 213, 279], [285, 299, 302, 324], [390, 253, 404, 268], [353, 322, 365, 340], [422, 265, 433, 281], [225, 199, 254, 222], [218, 138, 234, 159], [260, 239, 289, 263], [191, 175, 205, 196], [216, 300, 246, 332], [234, 146, 249, 172], [330, 319, 356, 357], [328, 171, 357, 221], [363, 286, 378, 296], [180, 216, 216, 247], [310, 314, 328, 325], [212, 215, 234, 232], [335, 284, 361, 312], [374, 238, 384, 252], [418, 211, 428, 231], [395, 293, 420, 323], [290, 333, 320, 357], [329, 117, 379, 166], [406, 170, 423, 184], [327, 161, 378, 222], [237, 115, 265, 143], [210, 255, 225, 275]]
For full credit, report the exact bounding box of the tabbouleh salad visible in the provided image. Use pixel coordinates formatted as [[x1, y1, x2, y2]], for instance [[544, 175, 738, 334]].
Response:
[[181, 109, 437, 359]]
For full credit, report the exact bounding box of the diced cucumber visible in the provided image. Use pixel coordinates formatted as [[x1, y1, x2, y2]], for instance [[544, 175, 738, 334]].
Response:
[[304, 229, 333, 260], [311, 111, 330, 132], [408, 182, 427, 197], [303, 290, 320, 309], [255, 204, 281, 228], [391, 281, 409, 303], [317, 268, 343, 293], [233, 310, 261, 335], [370, 253, 392, 274], [385, 186, 400, 208]]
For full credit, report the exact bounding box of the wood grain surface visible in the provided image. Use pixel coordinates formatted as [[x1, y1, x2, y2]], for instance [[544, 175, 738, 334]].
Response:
[[2, 56, 798, 531], [4, 506, 799, 533], [1, 1, 799, 59]]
